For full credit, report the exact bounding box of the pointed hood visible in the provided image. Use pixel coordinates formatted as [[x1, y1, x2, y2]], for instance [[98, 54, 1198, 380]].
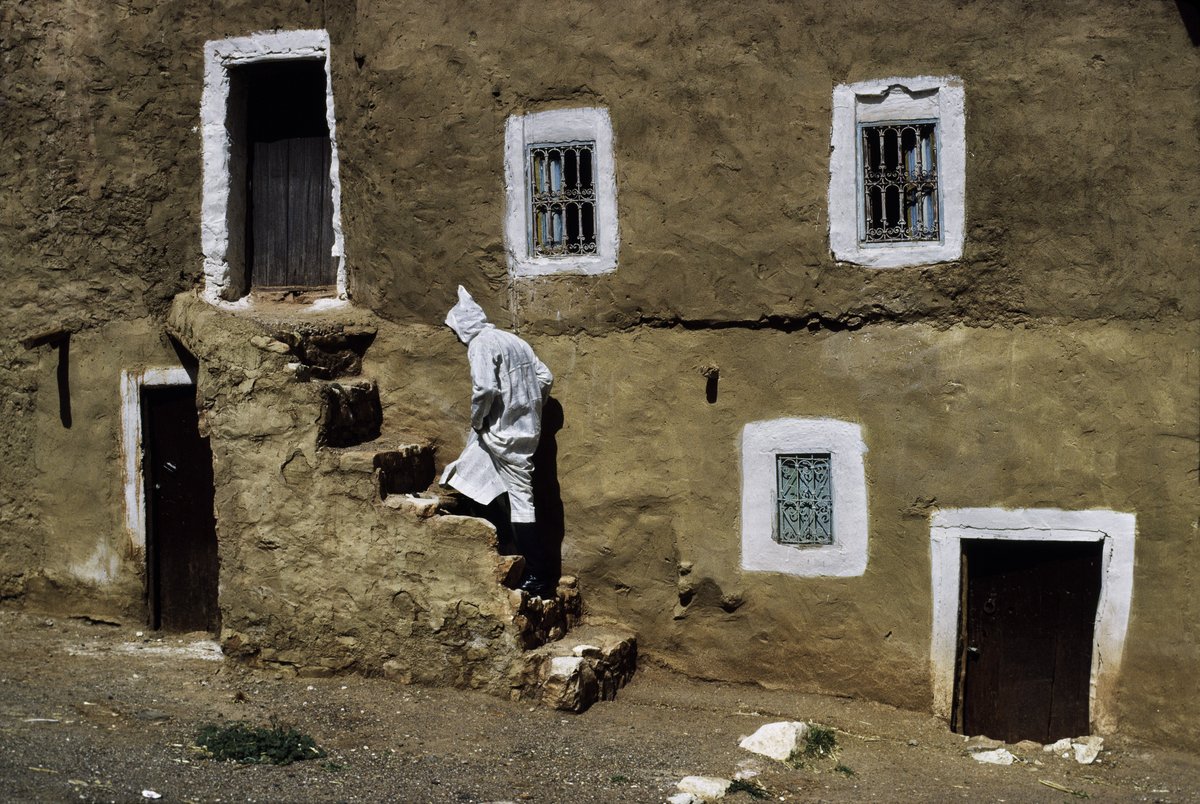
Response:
[[445, 285, 491, 344]]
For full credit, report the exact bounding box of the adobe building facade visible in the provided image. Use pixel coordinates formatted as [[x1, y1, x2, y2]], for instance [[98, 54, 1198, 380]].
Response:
[[1, 1, 1197, 748]]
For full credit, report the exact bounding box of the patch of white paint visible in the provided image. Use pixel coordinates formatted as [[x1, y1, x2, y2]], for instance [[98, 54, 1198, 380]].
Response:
[[121, 367, 194, 555], [504, 107, 619, 277], [201, 29, 346, 303], [929, 507, 1136, 734], [68, 541, 121, 585], [740, 418, 869, 577], [829, 75, 965, 268], [67, 640, 224, 661]]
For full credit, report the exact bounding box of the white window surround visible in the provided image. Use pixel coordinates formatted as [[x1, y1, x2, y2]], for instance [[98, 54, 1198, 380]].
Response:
[[503, 107, 619, 277], [121, 367, 196, 554], [741, 418, 869, 577], [828, 75, 965, 268], [929, 507, 1136, 734], [201, 29, 347, 307]]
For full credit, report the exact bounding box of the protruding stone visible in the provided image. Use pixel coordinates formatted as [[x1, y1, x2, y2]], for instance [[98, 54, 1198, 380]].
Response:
[[382, 494, 439, 518], [676, 775, 730, 800], [739, 721, 810, 761], [971, 748, 1016, 765], [964, 735, 1005, 752], [1072, 735, 1103, 764], [494, 555, 525, 587], [250, 335, 291, 354], [541, 655, 598, 712], [1044, 737, 1073, 755]]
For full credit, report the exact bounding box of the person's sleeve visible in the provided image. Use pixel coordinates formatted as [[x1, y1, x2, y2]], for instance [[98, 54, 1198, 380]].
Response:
[[535, 356, 553, 399], [469, 340, 501, 432]]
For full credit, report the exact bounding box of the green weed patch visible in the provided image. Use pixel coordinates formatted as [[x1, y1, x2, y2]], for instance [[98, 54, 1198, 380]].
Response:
[[195, 722, 326, 766]]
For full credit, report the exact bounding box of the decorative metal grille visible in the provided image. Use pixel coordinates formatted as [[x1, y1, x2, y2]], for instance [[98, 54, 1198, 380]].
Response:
[[776, 453, 833, 545], [528, 141, 597, 258], [860, 122, 939, 243]]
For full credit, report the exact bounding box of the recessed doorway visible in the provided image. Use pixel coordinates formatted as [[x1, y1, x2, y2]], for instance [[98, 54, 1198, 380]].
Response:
[[929, 508, 1135, 737], [134, 381, 219, 633], [957, 539, 1101, 742]]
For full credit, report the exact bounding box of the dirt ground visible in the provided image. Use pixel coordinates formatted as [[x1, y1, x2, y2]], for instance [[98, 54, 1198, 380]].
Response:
[[0, 610, 1196, 803]]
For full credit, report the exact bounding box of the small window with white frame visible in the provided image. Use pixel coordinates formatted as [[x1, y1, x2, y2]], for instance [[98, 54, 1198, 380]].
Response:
[[829, 76, 965, 268], [504, 108, 618, 277], [741, 418, 869, 577]]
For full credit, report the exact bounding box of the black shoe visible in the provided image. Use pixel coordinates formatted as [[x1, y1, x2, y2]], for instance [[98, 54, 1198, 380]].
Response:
[[518, 575, 557, 600]]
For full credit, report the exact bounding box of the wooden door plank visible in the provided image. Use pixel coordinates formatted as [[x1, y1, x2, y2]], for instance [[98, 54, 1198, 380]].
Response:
[[144, 386, 220, 634], [961, 540, 1101, 742]]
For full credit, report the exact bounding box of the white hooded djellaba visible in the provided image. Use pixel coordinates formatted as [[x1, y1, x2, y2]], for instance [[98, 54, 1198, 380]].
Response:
[[440, 286, 553, 523]]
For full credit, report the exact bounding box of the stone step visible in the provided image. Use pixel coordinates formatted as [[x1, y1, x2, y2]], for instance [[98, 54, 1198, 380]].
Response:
[[507, 574, 583, 650], [519, 622, 638, 713], [270, 323, 377, 380], [331, 441, 436, 499]]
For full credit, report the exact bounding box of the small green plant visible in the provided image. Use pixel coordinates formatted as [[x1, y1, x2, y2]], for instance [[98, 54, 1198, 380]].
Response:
[[803, 724, 838, 759], [609, 774, 629, 784], [786, 723, 840, 768], [195, 722, 326, 766], [727, 778, 769, 799], [834, 763, 855, 777]]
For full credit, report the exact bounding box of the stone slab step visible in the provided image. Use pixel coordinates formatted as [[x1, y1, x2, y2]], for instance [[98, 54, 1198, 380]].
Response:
[[521, 623, 638, 713], [331, 441, 436, 498], [507, 575, 583, 650]]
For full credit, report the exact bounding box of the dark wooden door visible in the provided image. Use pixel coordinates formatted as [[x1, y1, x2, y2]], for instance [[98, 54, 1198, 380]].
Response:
[[143, 385, 219, 633], [959, 539, 1101, 743], [245, 59, 336, 289]]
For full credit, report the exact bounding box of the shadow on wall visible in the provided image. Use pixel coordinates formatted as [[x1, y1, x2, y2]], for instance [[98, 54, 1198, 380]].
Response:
[[1179, 0, 1200, 45], [533, 397, 566, 581]]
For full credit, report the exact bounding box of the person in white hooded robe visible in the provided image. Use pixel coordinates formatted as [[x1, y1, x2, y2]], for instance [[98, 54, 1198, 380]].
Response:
[[440, 286, 555, 597]]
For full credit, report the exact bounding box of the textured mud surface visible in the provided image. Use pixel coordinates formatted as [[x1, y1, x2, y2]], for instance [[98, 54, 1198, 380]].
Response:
[[2, 0, 1198, 772], [1, 611, 1198, 803]]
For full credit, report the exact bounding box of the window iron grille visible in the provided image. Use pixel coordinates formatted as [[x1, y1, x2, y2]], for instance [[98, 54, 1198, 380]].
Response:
[[861, 122, 939, 243], [528, 141, 597, 258], [776, 453, 833, 545]]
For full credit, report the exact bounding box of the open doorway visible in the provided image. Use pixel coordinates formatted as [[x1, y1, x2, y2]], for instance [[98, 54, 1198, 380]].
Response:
[[201, 31, 345, 302], [231, 58, 337, 293], [956, 539, 1101, 742], [140, 384, 219, 633]]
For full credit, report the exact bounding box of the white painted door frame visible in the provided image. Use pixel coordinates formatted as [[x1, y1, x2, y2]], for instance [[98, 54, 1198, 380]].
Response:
[[120, 367, 196, 555], [929, 508, 1135, 734]]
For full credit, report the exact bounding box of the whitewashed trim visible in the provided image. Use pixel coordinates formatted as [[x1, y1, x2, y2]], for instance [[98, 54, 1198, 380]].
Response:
[[829, 75, 965, 268], [120, 367, 195, 554], [201, 29, 347, 304], [740, 418, 869, 577], [929, 507, 1136, 734], [503, 107, 619, 277]]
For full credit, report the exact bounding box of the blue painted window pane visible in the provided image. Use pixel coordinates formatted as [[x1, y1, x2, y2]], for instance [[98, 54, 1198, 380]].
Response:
[[776, 453, 833, 545]]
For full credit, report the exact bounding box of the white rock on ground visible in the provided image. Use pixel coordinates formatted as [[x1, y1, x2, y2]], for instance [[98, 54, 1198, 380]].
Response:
[[1073, 735, 1104, 764], [676, 775, 731, 800], [971, 748, 1016, 765], [666, 794, 700, 804], [1045, 737, 1073, 755], [738, 720, 809, 761]]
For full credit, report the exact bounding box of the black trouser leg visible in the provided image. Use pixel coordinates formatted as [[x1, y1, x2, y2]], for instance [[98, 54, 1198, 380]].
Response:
[[512, 521, 554, 597]]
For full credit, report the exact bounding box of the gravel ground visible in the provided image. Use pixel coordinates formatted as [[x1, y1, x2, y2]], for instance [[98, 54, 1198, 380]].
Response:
[[0, 609, 1196, 803]]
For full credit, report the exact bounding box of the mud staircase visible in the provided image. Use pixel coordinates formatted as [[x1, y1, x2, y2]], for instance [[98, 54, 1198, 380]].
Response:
[[251, 320, 638, 712]]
